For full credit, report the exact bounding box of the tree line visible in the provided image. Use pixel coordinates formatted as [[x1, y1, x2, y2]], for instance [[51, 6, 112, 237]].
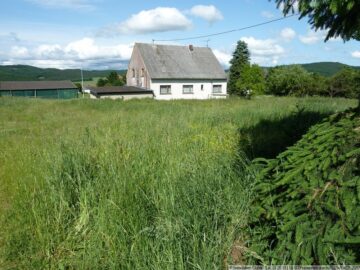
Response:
[[228, 41, 360, 99]]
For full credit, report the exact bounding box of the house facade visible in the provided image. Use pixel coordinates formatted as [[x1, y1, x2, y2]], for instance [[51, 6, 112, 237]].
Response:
[[127, 43, 227, 100]]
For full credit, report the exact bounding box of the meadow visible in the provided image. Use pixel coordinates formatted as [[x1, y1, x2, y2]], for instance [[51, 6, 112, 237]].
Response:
[[0, 96, 356, 269]]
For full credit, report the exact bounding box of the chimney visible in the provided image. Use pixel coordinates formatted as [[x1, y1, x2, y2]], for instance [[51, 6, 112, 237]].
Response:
[[189, 44, 194, 52]]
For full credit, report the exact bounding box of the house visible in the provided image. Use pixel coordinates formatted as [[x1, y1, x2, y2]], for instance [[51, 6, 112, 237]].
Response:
[[0, 81, 78, 99], [88, 86, 154, 100], [127, 43, 227, 100]]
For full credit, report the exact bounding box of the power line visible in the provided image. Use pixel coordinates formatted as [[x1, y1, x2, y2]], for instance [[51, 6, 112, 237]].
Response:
[[153, 14, 298, 43]]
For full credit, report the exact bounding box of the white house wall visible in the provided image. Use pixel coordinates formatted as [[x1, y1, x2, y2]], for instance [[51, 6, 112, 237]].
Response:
[[150, 79, 227, 100]]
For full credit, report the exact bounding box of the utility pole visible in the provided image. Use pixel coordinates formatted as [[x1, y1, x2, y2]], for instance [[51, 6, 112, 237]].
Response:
[[81, 68, 84, 98]]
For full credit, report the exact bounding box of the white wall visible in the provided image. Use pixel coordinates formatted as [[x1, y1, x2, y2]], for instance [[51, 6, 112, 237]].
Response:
[[150, 79, 227, 100]]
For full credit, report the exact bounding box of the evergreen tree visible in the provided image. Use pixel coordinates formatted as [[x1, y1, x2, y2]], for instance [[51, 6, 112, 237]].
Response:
[[228, 41, 250, 95], [274, 0, 360, 41]]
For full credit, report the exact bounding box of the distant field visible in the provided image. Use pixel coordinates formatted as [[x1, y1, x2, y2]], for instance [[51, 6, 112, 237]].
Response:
[[73, 76, 103, 87], [0, 97, 356, 268]]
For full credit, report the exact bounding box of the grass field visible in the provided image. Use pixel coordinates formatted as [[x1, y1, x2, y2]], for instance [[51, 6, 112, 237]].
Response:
[[0, 96, 356, 269]]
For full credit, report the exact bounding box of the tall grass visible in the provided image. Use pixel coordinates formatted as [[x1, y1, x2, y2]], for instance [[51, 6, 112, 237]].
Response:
[[0, 97, 356, 269]]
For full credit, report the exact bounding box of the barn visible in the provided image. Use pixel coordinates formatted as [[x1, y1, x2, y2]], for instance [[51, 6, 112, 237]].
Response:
[[0, 81, 79, 99]]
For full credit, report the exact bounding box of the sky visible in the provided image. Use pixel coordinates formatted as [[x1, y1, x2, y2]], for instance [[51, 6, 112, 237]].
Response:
[[0, 0, 359, 70]]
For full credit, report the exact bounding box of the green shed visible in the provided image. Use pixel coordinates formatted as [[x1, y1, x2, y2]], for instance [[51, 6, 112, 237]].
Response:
[[0, 81, 79, 99]]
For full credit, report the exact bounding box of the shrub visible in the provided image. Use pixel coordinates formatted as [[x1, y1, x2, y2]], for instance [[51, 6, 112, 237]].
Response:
[[247, 109, 360, 265]]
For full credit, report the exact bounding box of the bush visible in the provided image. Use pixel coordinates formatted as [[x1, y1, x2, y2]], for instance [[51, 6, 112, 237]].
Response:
[[246, 109, 360, 265]]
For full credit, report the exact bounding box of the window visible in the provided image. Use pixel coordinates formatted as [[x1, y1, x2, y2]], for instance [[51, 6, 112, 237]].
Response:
[[132, 69, 135, 78], [212, 84, 222, 93], [160, 85, 171, 95], [201, 84, 204, 91], [183, 85, 193, 94], [141, 68, 145, 77]]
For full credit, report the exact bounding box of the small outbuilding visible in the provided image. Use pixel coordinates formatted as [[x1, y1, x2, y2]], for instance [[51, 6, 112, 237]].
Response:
[[0, 81, 79, 99], [88, 86, 154, 100]]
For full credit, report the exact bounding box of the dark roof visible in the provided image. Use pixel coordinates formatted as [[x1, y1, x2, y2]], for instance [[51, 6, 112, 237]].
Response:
[[88, 86, 154, 95], [135, 43, 227, 80], [0, 81, 77, 91]]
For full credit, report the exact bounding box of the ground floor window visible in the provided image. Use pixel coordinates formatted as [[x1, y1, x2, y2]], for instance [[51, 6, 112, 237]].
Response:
[[212, 84, 222, 93], [160, 85, 171, 95], [183, 85, 193, 94]]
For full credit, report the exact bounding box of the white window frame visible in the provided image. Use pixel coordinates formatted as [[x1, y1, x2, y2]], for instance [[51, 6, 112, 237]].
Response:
[[182, 85, 193, 94], [160, 85, 171, 95], [212, 84, 222, 93]]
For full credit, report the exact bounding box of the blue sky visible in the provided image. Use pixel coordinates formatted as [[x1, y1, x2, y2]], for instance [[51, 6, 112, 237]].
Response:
[[0, 0, 359, 70]]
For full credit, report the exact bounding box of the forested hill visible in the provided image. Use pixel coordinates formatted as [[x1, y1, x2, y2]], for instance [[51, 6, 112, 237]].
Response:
[[0, 65, 126, 81], [300, 62, 360, 77], [1, 62, 359, 81]]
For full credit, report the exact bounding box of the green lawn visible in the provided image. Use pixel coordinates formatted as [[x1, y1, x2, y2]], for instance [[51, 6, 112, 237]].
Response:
[[0, 96, 356, 269]]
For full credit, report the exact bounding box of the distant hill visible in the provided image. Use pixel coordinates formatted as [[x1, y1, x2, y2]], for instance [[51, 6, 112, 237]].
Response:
[[0, 65, 127, 82], [1, 62, 359, 82], [300, 62, 360, 77]]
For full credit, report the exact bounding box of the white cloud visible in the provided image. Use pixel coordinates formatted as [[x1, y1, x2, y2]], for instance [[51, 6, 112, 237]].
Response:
[[280, 27, 296, 42], [27, 0, 97, 10], [240, 37, 285, 66], [10, 46, 29, 58], [213, 49, 231, 68], [261, 11, 274, 19], [190, 5, 223, 24], [299, 29, 326, 44], [3, 38, 133, 69], [101, 7, 192, 36], [351, 51, 360, 58]]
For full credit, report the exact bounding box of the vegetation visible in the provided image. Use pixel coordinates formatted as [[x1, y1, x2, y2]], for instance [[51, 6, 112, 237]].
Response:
[[228, 41, 250, 95], [265, 65, 360, 98], [274, 0, 360, 41], [0, 97, 356, 268], [236, 64, 266, 97], [247, 109, 360, 265], [266, 65, 313, 96], [97, 71, 126, 87], [0, 65, 126, 82]]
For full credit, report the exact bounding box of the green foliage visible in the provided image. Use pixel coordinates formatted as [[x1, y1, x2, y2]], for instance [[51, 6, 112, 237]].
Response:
[[266, 65, 313, 96], [247, 110, 360, 265], [74, 82, 82, 91], [274, 0, 360, 41], [236, 64, 266, 96], [96, 71, 125, 87], [96, 78, 107, 87], [228, 41, 250, 95], [327, 68, 360, 98]]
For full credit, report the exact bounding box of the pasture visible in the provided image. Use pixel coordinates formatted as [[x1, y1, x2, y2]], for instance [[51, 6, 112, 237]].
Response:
[[0, 97, 356, 269]]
